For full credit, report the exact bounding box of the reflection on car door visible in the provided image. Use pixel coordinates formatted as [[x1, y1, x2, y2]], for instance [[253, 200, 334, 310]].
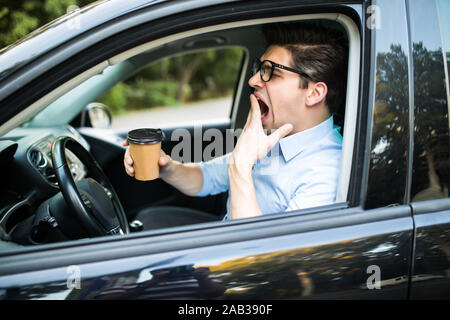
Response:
[[408, 0, 450, 299], [0, 203, 413, 300]]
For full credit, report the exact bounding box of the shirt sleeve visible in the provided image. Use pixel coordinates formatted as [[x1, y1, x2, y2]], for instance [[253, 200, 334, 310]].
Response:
[[196, 153, 231, 197]]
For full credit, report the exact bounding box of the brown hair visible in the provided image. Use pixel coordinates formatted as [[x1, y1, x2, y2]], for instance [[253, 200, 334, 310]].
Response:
[[262, 22, 348, 115]]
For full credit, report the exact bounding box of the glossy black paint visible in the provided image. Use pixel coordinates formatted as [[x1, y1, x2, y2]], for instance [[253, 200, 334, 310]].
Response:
[[365, 0, 410, 209], [407, 0, 450, 299], [0, 204, 412, 299], [0, 0, 448, 300], [410, 207, 450, 299]]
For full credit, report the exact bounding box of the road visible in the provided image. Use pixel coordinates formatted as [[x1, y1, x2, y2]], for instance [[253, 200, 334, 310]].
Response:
[[110, 97, 232, 130]]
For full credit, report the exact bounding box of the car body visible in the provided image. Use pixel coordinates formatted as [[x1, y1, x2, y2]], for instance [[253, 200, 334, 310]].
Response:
[[0, 0, 449, 300]]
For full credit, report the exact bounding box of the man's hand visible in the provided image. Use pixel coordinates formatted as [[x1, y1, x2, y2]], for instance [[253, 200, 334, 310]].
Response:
[[122, 140, 173, 179], [228, 94, 293, 220], [123, 140, 204, 196], [230, 94, 293, 172]]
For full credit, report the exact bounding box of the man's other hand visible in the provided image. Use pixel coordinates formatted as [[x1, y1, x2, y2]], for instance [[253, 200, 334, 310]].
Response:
[[230, 94, 293, 171], [122, 140, 173, 178]]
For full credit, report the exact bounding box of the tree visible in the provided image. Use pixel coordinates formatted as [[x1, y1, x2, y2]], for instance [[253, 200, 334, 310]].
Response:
[[99, 47, 244, 114], [411, 42, 449, 200], [0, 0, 97, 49], [366, 44, 410, 208], [366, 42, 449, 207]]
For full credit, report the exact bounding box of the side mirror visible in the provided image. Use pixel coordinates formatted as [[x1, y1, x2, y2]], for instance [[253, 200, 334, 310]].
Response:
[[81, 103, 112, 129]]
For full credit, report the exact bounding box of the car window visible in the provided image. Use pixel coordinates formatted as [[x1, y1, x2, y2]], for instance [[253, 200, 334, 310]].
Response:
[[410, 0, 449, 202], [98, 48, 244, 130]]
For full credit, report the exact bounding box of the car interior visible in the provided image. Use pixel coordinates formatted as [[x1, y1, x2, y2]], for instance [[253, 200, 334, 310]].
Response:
[[0, 13, 360, 249]]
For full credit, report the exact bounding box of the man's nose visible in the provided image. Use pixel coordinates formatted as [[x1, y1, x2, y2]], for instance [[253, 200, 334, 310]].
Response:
[[248, 72, 264, 89]]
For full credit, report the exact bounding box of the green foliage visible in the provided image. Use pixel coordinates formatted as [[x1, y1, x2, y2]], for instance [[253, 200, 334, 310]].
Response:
[[368, 42, 449, 206], [98, 82, 128, 115], [99, 48, 244, 116], [126, 79, 179, 110], [98, 79, 180, 115], [43, 0, 78, 17], [0, 0, 96, 49]]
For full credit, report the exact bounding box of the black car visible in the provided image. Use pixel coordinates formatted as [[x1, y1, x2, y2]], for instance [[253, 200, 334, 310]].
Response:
[[0, 0, 449, 300]]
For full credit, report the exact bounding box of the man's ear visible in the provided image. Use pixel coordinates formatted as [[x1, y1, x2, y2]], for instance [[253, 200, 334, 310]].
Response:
[[305, 82, 327, 107]]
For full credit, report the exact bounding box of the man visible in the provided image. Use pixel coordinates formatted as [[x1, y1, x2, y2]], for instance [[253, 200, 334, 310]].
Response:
[[123, 22, 347, 221]]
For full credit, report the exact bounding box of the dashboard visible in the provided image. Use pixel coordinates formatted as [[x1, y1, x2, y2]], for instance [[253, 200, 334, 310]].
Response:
[[0, 125, 90, 241], [27, 134, 87, 187]]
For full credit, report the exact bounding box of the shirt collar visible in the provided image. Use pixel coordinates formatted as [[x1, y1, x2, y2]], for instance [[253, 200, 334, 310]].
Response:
[[279, 116, 335, 162]]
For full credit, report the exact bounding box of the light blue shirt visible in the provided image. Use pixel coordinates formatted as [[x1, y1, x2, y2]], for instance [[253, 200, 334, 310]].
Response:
[[197, 116, 342, 220]]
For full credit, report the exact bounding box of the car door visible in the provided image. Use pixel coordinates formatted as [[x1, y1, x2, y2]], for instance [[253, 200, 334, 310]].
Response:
[[0, 0, 418, 300], [408, 0, 450, 299]]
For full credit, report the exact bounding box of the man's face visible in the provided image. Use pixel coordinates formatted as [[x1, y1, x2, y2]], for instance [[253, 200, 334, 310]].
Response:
[[249, 45, 308, 133]]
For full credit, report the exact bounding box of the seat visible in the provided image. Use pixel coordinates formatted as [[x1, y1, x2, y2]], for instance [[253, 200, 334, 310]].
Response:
[[134, 206, 220, 231]]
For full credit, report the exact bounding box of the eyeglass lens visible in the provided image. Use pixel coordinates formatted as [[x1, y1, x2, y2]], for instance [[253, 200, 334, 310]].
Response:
[[253, 60, 272, 82]]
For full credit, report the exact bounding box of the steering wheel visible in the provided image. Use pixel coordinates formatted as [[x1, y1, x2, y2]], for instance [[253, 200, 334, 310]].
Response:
[[51, 136, 129, 237]]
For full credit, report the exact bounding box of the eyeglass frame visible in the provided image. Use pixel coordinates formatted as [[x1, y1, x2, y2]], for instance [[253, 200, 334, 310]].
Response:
[[252, 58, 312, 82]]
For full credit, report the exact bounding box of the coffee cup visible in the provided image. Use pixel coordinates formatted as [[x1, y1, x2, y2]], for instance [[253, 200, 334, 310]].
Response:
[[127, 128, 163, 181]]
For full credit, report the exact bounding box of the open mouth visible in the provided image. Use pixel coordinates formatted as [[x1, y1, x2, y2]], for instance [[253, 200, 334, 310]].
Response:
[[257, 98, 269, 118]]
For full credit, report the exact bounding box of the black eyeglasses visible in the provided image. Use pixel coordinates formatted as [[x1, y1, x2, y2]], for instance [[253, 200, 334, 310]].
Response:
[[252, 58, 312, 82]]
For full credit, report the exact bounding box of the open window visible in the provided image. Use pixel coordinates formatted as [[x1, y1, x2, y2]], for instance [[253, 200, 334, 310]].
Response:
[[74, 15, 359, 226], [95, 14, 360, 217], [0, 10, 361, 248]]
